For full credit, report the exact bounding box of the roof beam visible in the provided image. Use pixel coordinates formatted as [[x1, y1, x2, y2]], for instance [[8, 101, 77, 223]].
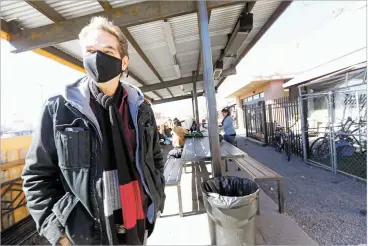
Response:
[[97, 1, 113, 11], [26, 1, 66, 22], [128, 71, 163, 99], [152, 91, 205, 105], [140, 67, 236, 92], [1, 19, 159, 101], [9, 1, 243, 53], [216, 1, 292, 90], [121, 27, 174, 97]]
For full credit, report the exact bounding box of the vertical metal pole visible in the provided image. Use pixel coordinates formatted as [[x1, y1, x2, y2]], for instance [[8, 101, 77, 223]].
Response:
[[298, 87, 308, 163], [356, 91, 362, 153], [261, 101, 268, 144], [192, 71, 200, 125], [327, 92, 337, 173], [191, 91, 195, 119], [198, 0, 221, 178], [244, 104, 248, 137]]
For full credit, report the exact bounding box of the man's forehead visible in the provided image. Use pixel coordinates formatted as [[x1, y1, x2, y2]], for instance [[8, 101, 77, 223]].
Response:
[[82, 29, 118, 48]]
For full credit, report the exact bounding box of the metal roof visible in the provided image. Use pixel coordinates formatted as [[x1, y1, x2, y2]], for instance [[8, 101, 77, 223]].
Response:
[[1, 0, 291, 102]]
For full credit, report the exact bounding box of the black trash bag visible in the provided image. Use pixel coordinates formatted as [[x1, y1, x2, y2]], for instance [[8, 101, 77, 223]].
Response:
[[201, 176, 259, 209]]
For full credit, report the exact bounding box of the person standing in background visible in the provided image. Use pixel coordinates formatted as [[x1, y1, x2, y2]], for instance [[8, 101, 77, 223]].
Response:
[[219, 108, 237, 145]]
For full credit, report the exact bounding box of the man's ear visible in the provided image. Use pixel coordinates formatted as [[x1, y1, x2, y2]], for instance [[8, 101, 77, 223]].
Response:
[[122, 56, 129, 71]]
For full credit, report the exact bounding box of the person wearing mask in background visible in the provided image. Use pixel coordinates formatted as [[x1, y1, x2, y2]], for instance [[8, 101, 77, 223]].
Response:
[[219, 108, 237, 145], [22, 17, 165, 246]]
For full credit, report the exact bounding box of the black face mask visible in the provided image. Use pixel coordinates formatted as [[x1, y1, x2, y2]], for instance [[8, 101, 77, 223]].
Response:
[[83, 50, 122, 83]]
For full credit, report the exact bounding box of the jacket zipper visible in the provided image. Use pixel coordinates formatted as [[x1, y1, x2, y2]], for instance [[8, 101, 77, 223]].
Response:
[[66, 103, 103, 243]]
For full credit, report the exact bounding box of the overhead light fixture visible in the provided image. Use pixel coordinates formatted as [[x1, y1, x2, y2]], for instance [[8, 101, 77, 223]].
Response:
[[164, 21, 182, 78], [224, 12, 253, 58], [213, 60, 223, 79]]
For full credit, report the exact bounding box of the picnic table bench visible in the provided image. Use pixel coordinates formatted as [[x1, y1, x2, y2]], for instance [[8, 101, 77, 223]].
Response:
[[163, 158, 183, 217], [234, 155, 284, 214]]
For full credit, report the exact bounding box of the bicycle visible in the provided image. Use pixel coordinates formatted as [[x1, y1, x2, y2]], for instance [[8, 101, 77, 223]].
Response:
[[273, 121, 291, 161], [310, 117, 366, 159]]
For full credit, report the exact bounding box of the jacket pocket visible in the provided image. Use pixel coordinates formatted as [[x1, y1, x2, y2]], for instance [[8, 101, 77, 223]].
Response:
[[55, 128, 91, 169], [52, 192, 94, 245], [52, 192, 80, 227]]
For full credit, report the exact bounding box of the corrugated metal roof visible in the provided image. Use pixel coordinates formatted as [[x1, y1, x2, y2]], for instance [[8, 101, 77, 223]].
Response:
[[45, 0, 104, 19], [168, 13, 199, 78], [0, 1, 53, 28], [128, 20, 177, 80], [1, 0, 286, 99]]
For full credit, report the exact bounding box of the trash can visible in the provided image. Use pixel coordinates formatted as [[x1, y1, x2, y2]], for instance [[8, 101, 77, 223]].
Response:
[[201, 176, 259, 246]]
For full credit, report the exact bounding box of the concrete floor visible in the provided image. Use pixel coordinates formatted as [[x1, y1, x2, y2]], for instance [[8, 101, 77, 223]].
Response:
[[148, 161, 317, 245]]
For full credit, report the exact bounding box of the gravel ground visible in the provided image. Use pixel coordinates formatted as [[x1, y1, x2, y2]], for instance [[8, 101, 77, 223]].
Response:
[[236, 137, 367, 245]]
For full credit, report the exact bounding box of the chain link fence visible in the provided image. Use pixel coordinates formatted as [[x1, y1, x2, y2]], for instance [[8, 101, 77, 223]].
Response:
[[300, 66, 367, 180]]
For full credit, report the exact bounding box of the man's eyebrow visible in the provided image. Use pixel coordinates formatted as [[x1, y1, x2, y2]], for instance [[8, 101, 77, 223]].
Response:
[[101, 45, 117, 50]]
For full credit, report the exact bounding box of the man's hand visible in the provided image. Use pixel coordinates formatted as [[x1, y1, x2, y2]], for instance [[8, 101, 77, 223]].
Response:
[[58, 235, 71, 246]]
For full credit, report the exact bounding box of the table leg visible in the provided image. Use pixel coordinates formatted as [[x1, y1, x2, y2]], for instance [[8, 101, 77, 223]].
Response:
[[278, 180, 284, 214], [177, 185, 184, 217]]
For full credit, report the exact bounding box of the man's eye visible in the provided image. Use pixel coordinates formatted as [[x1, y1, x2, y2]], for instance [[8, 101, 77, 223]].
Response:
[[87, 50, 96, 54]]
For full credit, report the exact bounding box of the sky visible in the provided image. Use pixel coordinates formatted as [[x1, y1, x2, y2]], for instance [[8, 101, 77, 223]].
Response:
[[218, 0, 367, 98], [1, 1, 366, 129]]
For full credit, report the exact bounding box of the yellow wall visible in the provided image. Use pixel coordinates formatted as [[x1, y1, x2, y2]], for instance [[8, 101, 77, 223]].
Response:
[[0, 135, 32, 230]]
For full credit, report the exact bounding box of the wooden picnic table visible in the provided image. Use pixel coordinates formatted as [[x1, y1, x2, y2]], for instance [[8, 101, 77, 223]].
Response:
[[181, 136, 245, 162]]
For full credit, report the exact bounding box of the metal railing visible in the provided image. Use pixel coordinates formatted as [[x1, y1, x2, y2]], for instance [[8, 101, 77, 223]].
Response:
[[1, 178, 27, 231]]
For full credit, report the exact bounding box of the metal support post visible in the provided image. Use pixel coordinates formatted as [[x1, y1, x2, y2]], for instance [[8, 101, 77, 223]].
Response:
[[327, 92, 337, 173], [191, 91, 196, 119], [198, 0, 221, 178], [298, 87, 308, 163], [192, 71, 200, 125]]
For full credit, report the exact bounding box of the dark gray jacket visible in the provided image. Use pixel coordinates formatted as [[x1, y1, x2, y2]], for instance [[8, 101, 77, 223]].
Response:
[[22, 77, 165, 245]]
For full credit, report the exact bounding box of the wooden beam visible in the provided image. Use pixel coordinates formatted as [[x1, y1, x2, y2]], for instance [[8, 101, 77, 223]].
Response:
[[26, 1, 66, 22], [140, 67, 236, 92], [152, 91, 205, 105], [128, 70, 163, 99], [9, 1, 243, 53], [97, 1, 113, 11], [121, 27, 174, 97]]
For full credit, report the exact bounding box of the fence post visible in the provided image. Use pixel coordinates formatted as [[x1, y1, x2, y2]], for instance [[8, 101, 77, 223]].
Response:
[[244, 104, 248, 137], [327, 91, 337, 173], [298, 88, 308, 163], [262, 101, 268, 145], [268, 104, 273, 144]]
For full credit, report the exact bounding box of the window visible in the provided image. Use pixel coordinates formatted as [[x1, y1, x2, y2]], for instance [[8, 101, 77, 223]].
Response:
[[243, 92, 265, 105]]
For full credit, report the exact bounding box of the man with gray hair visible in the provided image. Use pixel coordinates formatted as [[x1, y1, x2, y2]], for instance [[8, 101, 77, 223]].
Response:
[[22, 17, 165, 245]]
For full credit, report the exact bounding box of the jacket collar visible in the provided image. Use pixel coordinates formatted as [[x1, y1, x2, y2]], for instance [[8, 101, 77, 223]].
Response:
[[63, 75, 145, 140], [64, 76, 144, 110]]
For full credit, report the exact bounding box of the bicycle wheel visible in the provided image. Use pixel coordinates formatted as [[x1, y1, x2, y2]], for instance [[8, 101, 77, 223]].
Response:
[[310, 137, 330, 159], [285, 141, 291, 161], [274, 135, 283, 152]]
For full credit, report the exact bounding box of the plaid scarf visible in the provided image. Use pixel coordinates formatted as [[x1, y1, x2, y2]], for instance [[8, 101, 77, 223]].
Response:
[[89, 81, 146, 245]]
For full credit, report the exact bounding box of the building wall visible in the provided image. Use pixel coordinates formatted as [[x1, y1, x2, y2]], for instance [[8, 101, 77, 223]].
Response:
[[238, 80, 286, 101], [264, 80, 285, 101], [239, 82, 270, 100]]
